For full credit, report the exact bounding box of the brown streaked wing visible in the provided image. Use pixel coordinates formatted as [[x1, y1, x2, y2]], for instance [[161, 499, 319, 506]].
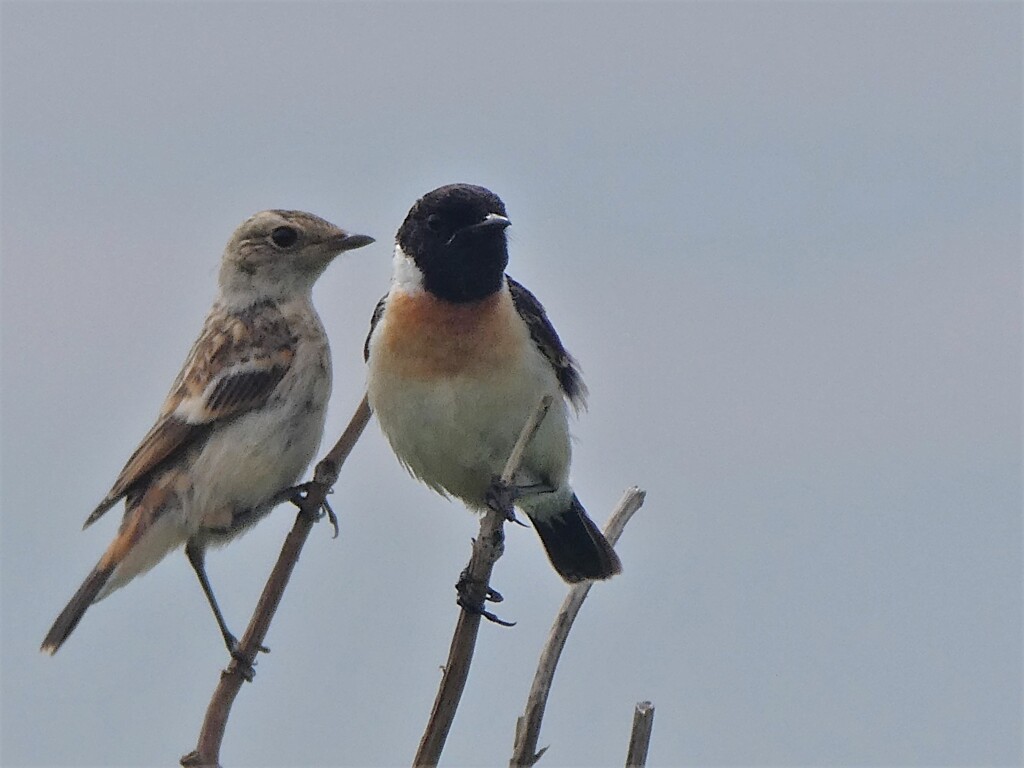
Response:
[[83, 302, 296, 528], [507, 276, 588, 410]]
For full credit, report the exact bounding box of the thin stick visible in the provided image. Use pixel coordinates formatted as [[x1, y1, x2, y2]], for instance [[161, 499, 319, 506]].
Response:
[[509, 487, 646, 767], [500, 395, 553, 488], [181, 394, 372, 768], [413, 396, 553, 768], [625, 701, 655, 768]]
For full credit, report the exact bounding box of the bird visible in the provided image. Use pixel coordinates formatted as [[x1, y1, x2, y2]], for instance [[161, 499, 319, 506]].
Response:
[[41, 210, 374, 658], [364, 183, 621, 583]]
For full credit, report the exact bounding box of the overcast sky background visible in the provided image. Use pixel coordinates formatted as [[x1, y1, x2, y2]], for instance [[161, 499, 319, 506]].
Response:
[[1, 2, 1021, 766]]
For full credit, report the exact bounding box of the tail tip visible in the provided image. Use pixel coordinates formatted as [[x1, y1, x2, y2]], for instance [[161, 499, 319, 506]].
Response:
[[41, 564, 115, 657], [557, 548, 622, 584], [531, 503, 623, 584]]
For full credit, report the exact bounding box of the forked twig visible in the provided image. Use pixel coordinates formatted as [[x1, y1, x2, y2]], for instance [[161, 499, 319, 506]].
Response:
[[509, 487, 647, 767], [413, 396, 553, 768], [181, 395, 372, 768]]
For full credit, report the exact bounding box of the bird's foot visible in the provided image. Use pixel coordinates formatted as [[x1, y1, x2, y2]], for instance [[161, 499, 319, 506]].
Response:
[[283, 481, 339, 538], [456, 569, 516, 627], [224, 633, 270, 683], [484, 476, 530, 527]]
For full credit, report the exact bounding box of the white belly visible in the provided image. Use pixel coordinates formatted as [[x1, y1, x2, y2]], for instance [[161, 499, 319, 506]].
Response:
[[188, 330, 331, 538], [368, 351, 571, 508]]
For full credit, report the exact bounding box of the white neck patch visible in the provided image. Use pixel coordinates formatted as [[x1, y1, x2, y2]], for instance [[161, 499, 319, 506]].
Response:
[[391, 243, 426, 294]]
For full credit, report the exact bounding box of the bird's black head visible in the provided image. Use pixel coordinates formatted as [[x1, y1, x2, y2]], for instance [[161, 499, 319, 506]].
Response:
[[397, 183, 512, 303]]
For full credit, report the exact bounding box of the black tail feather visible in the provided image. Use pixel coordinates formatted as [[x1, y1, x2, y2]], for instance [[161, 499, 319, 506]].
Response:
[[41, 564, 114, 655], [528, 495, 622, 583]]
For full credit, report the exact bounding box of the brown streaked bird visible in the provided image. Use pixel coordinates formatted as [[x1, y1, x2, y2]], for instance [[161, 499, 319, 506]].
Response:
[[41, 210, 373, 659], [364, 184, 621, 583]]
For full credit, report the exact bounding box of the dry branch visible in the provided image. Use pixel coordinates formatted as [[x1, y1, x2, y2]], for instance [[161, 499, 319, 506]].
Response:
[[181, 394, 372, 768], [413, 396, 553, 768], [625, 700, 655, 768], [509, 487, 647, 767]]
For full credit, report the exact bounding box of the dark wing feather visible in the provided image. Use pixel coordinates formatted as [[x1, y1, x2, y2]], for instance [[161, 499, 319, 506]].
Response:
[[507, 276, 587, 410], [364, 294, 388, 362], [206, 368, 285, 413], [84, 301, 295, 528]]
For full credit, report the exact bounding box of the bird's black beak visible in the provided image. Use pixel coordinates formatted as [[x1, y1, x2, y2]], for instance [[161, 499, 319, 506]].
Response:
[[448, 213, 511, 245], [466, 213, 512, 234]]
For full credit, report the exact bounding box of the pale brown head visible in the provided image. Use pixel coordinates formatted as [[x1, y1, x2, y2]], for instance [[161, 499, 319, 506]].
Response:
[[220, 210, 374, 303]]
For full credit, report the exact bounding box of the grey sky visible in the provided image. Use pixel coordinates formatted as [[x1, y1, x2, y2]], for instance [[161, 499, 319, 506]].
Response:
[[2, 2, 1020, 766]]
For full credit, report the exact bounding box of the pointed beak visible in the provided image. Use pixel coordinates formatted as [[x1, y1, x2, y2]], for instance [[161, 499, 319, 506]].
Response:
[[447, 213, 511, 245], [466, 213, 511, 234], [335, 232, 375, 251]]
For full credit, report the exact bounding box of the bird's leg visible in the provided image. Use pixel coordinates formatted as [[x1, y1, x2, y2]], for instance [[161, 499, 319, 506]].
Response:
[[185, 541, 268, 681], [484, 475, 555, 527]]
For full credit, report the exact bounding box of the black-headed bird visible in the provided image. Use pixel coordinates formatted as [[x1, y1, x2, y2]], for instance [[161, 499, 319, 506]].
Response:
[[365, 184, 620, 583]]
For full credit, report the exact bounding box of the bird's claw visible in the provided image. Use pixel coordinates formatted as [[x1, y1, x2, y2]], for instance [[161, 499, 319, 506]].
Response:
[[322, 498, 339, 538], [461, 600, 517, 627], [224, 634, 270, 683], [285, 482, 339, 537], [230, 652, 257, 682], [485, 476, 523, 525], [483, 585, 504, 603], [484, 477, 534, 527], [455, 571, 516, 627]]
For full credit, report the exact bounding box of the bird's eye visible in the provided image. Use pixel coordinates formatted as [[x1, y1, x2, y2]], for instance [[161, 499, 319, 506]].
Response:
[[270, 226, 299, 248], [426, 214, 444, 233]]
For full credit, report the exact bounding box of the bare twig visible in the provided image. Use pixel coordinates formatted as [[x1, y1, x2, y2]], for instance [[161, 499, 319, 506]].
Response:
[[413, 396, 553, 768], [509, 487, 647, 767], [625, 700, 655, 768], [181, 395, 372, 768], [412, 511, 502, 768], [500, 395, 554, 491]]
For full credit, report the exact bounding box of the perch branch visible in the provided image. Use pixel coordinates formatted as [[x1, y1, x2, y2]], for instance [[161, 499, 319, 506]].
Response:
[[413, 395, 553, 768], [509, 486, 647, 767], [625, 700, 655, 767], [180, 394, 372, 768]]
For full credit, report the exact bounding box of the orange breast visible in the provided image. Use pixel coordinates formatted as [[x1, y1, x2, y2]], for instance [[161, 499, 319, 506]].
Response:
[[378, 289, 524, 379]]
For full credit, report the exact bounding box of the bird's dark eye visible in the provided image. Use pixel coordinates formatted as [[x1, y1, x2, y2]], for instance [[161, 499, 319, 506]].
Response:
[[270, 226, 298, 248], [426, 214, 444, 233]]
